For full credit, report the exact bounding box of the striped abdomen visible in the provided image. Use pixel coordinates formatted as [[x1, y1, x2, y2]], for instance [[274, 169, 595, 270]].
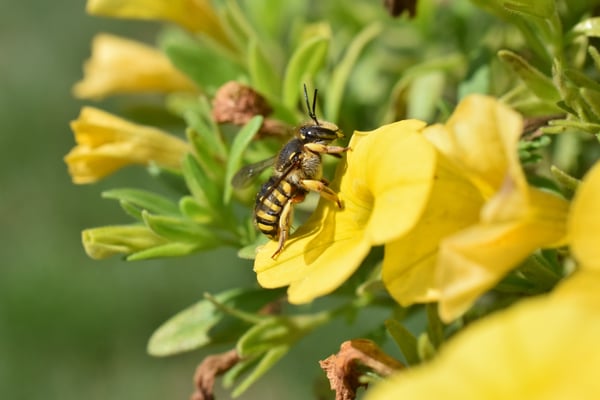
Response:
[[254, 177, 305, 238]]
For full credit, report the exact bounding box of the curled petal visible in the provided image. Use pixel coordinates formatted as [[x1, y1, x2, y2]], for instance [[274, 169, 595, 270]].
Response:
[[569, 161, 600, 269], [73, 34, 196, 100], [437, 185, 569, 321]]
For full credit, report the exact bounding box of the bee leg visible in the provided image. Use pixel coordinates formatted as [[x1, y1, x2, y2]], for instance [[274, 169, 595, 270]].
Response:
[[300, 179, 343, 208], [272, 201, 294, 259], [303, 143, 351, 155]]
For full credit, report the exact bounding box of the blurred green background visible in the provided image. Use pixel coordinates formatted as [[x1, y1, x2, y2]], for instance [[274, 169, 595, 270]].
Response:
[[0, 1, 390, 399]]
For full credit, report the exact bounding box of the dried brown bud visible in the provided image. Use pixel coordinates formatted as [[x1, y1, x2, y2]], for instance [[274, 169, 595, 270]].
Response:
[[319, 339, 404, 400], [190, 349, 240, 400], [212, 81, 272, 125], [212, 81, 289, 137]]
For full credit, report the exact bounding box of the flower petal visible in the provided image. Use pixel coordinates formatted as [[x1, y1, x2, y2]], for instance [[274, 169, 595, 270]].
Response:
[[383, 155, 484, 305], [569, 161, 600, 269], [254, 202, 370, 304], [424, 95, 524, 198], [86, 0, 233, 49], [436, 185, 569, 321], [344, 120, 435, 244], [366, 272, 600, 400], [73, 34, 196, 100], [65, 107, 190, 183]]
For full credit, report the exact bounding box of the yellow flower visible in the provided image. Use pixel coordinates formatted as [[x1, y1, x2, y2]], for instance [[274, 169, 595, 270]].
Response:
[[65, 107, 191, 184], [384, 95, 569, 321], [86, 0, 233, 50], [568, 160, 600, 270], [365, 270, 600, 400], [254, 120, 437, 303], [73, 34, 197, 100]]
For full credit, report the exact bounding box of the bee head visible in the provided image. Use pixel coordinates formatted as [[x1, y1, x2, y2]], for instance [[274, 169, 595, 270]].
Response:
[[300, 84, 343, 143], [299, 122, 343, 143]]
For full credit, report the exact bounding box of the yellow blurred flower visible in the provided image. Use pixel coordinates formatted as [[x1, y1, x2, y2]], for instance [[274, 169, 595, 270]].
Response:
[[65, 107, 191, 184], [73, 33, 197, 100], [365, 270, 600, 400], [568, 160, 600, 270], [254, 120, 436, 303], [384, 95, 569, 321], [86, 0, 233, 50]]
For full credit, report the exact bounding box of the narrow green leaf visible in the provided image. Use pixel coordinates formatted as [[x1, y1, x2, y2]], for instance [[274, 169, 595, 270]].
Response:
[[102, 188, 180, 216], [498, 50, 559, 102], [142, 211, 221, 245], [182, 154, 222, 211], [223, 116, 263, 204], [148, 289, 246, 356], [550, 165, 580, 196], [325, 22, 382, 122], [127, 241, 200, 260], [179, 195, 214, 224], [248, 39, 280, 98], [384, 319, 420, 365], [580, 87, 600, 120], [589, 46, 600, 72], [159, 27, 241, 89], [282, 34, 330, 110], [425, 303, 444, 349], [231, 346, 288, 398], [502, 0, 555, 18], [182, 95, 227, 160], [222, 355, 259, 389]]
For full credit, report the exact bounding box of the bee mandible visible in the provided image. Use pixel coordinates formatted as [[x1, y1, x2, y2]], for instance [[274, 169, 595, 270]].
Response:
[[233, 85, 350, 259]]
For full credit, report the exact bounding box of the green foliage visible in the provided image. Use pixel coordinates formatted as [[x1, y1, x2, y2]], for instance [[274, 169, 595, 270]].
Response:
[[71, 0, 600, 398]]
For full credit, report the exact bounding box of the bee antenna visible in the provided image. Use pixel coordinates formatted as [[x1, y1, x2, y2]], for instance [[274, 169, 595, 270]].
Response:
[[303, 83, 320, 125]]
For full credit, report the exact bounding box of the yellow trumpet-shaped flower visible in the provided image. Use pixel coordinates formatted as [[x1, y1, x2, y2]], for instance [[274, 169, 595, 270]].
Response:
[[254, 120, 436, 303], [384, 95, 569, 321], [569, 160, 600, 270], [73, 34, 197, 100], [65, 107, 191, 184], [86, 0, 233, 50], [365, 270, 600, 400]]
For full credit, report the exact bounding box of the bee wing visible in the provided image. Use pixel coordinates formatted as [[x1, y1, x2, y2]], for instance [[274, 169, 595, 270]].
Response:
[[231, 156, 277, 188]]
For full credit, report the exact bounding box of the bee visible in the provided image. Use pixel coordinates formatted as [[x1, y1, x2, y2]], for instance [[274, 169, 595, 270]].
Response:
[[233, 85, 350, 259]]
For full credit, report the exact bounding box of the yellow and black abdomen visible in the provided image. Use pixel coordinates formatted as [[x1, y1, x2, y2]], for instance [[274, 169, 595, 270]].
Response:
[[254, 177, 305, 238]]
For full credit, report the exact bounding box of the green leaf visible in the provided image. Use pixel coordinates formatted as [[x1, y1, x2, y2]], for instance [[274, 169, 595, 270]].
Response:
[[102, 188, 180, 216], [502, 0, 555, 18], [325, 22, 382, 122], [580, 87, 600, 120], [127, 241, 201, 260], [142, 211, 221, 245], [148, 288, 284, 356], [385, 319, 420, 365], [182, 154, 222, 211], [425, 303, 445, 349], [231, 346, 288, 398], [573, 17, 600, 38], [179, 195, 214, 224], [498, 50, 560, 102], [248, 39, 280, 98], [550, 165, 580, 196], [159, 27, 241, 90], [223, 116, 263, 204], [181, 95, 227, 161], [282, 33, 331, 110], [148, 289, 245, 357]]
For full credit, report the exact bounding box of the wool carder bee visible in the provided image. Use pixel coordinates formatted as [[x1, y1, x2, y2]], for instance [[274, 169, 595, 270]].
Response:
[[233, 85, 350, 258]]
